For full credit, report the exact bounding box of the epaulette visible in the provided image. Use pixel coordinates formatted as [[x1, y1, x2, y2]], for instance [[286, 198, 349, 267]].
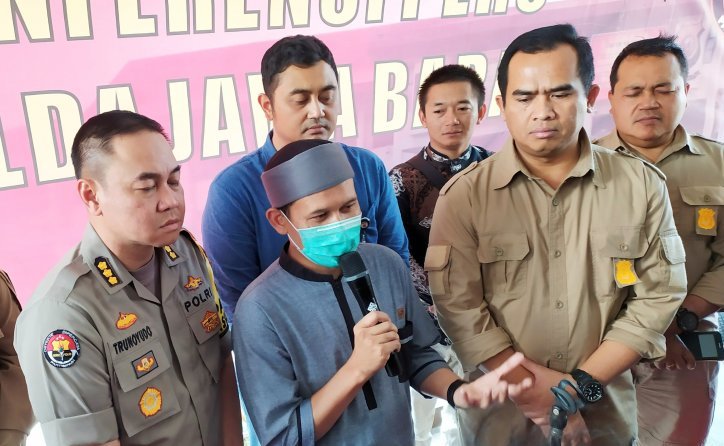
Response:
[[615, 149, 667, 181], [440, 161, 479, 195], [690, 133, 723, 146]]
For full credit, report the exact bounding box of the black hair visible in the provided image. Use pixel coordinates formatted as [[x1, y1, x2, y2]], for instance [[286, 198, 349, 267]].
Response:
[[71, 110, 168, 180], [419, 64, 486, 112], [609, 34, 688, 91], [261, 35, 338, 97], [497, 24, 594, 105]]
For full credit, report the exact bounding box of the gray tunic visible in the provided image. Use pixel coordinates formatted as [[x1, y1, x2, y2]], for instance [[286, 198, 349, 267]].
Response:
[[15, 226, 229, 446], [234, 243, 447, 446]]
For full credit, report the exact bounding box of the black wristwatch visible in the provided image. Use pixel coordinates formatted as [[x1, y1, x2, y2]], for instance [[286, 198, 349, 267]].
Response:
[[676, 307, 699, 332], [571, 369, 603, 404]]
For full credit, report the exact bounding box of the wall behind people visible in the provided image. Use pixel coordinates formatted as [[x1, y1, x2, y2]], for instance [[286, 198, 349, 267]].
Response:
[[1, 0, 722, 303]]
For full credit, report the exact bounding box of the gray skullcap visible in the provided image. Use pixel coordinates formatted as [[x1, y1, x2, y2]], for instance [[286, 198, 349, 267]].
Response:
[[261, 142, 355, 208]]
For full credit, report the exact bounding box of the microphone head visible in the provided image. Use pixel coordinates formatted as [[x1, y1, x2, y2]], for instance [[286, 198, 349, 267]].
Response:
[[339, 251, 366, 278]]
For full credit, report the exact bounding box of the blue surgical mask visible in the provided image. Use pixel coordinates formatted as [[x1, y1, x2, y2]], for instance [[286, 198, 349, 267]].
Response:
[[283, 213, 362, 268]]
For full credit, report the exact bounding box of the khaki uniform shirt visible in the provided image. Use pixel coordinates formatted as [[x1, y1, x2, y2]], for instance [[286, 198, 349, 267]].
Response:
[[426, 130, 686, 443], [0, 271, 34, 438], [595, 127, 724, 309], [15, 226, 230, 446]]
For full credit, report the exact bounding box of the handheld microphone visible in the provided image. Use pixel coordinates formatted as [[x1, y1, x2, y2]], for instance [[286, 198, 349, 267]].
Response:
[[339, 251, 404, 378], [548, 380, 585, 446]]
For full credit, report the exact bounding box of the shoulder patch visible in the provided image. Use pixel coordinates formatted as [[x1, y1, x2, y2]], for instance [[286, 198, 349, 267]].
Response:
[[440, 161, 479, 195], [43, 329, 80, 368]]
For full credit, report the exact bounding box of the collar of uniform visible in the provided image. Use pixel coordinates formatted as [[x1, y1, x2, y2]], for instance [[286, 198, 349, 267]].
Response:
[[259, 131, 279, 166], [491, 130, 601, 189], [664, 125, 701, 157], [279, 242, 337, 283], [568, 130, 604, 188], [604, 126, 701, 160], [80, 224, 133, 295]]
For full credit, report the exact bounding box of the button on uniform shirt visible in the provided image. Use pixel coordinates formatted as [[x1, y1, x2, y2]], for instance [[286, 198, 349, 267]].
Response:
[[596, 127, 724, 309], [425, 130, 686, 444], [0, 270, 34, 443], [15, 226, 230, 446]]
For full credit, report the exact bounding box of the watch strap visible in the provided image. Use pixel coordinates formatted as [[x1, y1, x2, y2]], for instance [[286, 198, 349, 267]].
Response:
[[447, 379, 467, 408]]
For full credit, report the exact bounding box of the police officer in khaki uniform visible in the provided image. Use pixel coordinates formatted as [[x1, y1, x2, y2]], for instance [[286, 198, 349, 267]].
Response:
[[14, 110, 242, 446], [0, 270, 33, 446], [426, 25, 687, 445], [595, 35, 723, 446]]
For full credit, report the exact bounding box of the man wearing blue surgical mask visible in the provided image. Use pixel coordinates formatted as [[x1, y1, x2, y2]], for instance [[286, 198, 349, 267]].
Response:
[[232, 139, 532, 446]]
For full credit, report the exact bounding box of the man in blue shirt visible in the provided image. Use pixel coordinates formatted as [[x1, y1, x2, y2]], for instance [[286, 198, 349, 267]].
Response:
[[203, 35, 408, 320]]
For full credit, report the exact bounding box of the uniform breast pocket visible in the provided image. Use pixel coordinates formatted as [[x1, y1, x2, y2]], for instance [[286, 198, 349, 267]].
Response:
[[679, 186, 724, 237], [591, 226, 649, 299], [184, 298, 223, 383], [425, 245, 451, 297], [477, 233, 530, 300], [111, 340, 182, 437]]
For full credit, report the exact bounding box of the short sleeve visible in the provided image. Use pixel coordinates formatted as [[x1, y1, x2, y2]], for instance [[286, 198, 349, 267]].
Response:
[[15, 300, 118, 446]]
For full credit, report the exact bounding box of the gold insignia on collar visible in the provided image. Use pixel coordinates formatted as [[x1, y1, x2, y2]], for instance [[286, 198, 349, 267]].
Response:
[[95, 257, 122, 287], [163, 245, 178, 261]]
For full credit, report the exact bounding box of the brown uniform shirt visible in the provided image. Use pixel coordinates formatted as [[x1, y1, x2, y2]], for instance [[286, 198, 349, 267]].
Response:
[[426, 130, 687, 442], [595, 127, 724, 308], [0, 270, 34, 438], [15, 226, 230, 446]]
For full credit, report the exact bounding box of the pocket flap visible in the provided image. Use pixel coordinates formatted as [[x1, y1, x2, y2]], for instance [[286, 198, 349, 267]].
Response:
[[113, 340, 171, 393], [660, 233, 686, 264], [680, 186, 724, 205], [477, 233, 529, 263], [598, 226, 648, 259], [424, 245, 451, 271]]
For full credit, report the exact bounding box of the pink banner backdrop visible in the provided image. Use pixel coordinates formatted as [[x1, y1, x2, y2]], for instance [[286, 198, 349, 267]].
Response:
[[1, 0, 723, 303]]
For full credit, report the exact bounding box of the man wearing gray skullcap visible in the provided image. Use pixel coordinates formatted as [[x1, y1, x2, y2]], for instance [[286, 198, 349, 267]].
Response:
[[233, 139, 533, 446], [202, 35, 409, 325]]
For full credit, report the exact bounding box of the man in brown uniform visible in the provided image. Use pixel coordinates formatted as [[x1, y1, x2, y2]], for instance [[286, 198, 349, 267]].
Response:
[[14, 111, 242, 446], [426, 24, 687, 445], [595, 35, 723, 445], [0, 270, 33, 446]]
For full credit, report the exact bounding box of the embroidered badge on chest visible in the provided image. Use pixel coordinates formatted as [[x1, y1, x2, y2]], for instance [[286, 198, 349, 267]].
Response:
[[184, 275, 203, 291], [697, 207, 716, 230], [201, 310, 220, 333], [613, 258, 639, 287], [396, 307, 406, 319], [43, 329, 80, 368], [116, 312, 138, 330], [95, 257, 121, 287], [139, 387, 162, 417], [696, 206, 717, 234], [132, 351, 158, 379]]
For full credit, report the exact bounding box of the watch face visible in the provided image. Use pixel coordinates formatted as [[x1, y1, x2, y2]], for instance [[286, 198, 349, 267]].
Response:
[[680, 312, 699, 331], [582, 383, 604, 403]]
